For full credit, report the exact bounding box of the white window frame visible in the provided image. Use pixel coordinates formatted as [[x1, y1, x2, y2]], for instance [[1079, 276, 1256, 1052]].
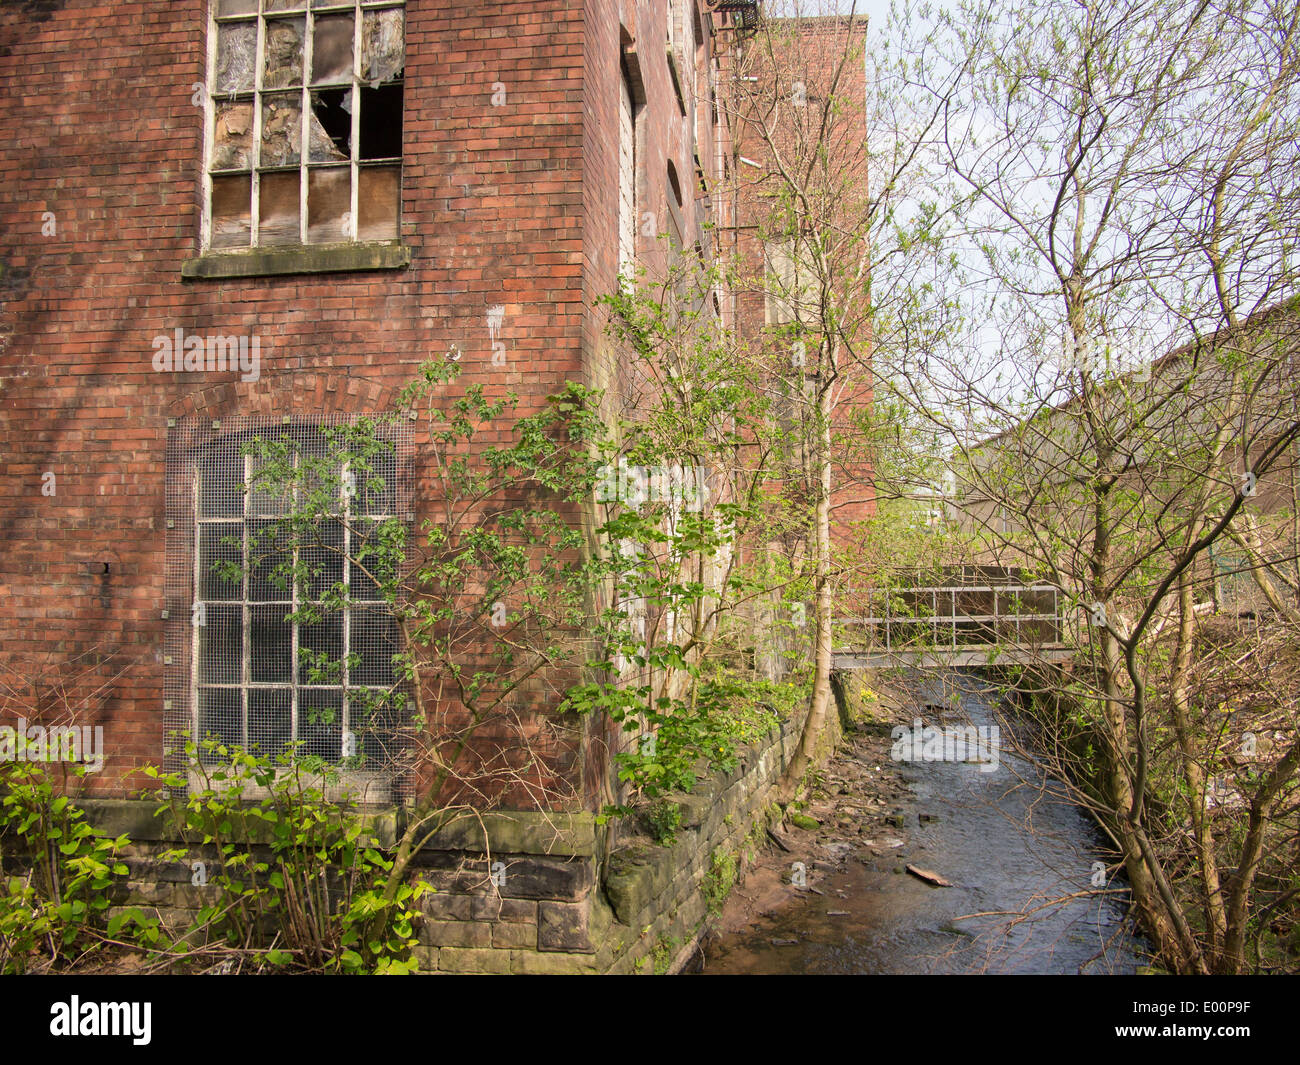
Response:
[[202, 0, 406, 252]]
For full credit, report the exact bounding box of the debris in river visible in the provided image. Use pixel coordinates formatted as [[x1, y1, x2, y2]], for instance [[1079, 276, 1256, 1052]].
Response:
[[906, 864, 953, 887]]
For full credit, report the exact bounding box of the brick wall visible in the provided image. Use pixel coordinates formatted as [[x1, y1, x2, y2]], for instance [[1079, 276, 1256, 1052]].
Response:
[[726, 14, 876, 539], [0, 1, 727, 804]]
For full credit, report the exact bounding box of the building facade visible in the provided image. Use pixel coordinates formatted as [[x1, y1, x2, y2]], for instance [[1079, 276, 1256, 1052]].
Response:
[[0, 0, 753, 802]]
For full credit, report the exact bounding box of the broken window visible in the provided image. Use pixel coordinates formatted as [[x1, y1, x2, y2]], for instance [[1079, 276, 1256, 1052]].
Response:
[[207, 0, 404, 251]]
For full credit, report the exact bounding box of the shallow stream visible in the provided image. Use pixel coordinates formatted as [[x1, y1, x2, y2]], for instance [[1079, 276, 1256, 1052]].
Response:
[[701, 670, 1146, 974]]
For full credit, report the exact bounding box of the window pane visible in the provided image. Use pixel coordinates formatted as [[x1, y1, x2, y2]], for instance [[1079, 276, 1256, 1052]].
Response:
[[361, 7, 404, 84], [357, 445, 397, 514], [197, 687, 243, 750], [199, 524, 243, 601], [302, 520, 345, 601], [249, 518, 293, 601], [299, 447, 343, 506], [198, 604, 243, 684], [351, 691, 399, 766], [307, 165, 352, 243], [312, 14, 355, 85], [299, 613, 344, 684], [357, 165, 399, 240], [210, 174, 253, 248], [263, 17, 306, 90], [299, 689, 342, 760], [266, 0, 306, 10], [249, 454, 291, 517], [198, 446, 244, 516], [215, 22, 257, 94], [358, 83, 402, 159], [258, 170, 301, 245], [248, 688, 292, 759], [261, 93, 302, 167], [350, 519, 397, 599], [308, 88, 352, 161], [212, 102, 254, 171], [250, 605, 294, 682], [351, 609, 398, 685], [217, 0, 258, 15]]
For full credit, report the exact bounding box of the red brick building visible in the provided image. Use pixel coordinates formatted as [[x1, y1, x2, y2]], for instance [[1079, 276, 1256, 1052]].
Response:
[[0, 0, 755, 803], [725, 12, 876, 545]]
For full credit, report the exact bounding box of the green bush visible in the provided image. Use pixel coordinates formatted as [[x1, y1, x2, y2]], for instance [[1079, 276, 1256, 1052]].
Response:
[[0, 755, 139, 973], [146, 739, 430, 974]]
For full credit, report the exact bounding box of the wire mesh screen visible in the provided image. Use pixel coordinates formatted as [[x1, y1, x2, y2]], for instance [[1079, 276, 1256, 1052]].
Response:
[[165, 414, 415, 799]]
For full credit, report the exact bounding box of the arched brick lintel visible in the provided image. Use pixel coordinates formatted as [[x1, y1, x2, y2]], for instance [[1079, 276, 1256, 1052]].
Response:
[[164, 371, 404, 423]]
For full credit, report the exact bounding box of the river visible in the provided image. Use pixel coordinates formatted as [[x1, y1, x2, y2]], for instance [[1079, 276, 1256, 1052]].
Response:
[[700, 669, 1147, 974]]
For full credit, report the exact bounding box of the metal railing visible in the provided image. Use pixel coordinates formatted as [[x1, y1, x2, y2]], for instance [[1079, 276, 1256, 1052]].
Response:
[[835, 583, 1070, 657]]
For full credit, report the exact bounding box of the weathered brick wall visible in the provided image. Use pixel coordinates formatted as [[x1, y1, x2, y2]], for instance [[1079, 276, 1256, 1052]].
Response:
[[726, 14, 876, 538], [579, 0, 737, 808], [0, 0, 640, 802]]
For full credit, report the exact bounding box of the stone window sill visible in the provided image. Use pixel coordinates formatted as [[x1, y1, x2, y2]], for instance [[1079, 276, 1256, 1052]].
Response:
[[181, 241, 412, 280]]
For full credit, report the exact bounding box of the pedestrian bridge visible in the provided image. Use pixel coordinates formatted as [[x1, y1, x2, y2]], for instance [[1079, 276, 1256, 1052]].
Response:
[[833, 567, 1076, 669]]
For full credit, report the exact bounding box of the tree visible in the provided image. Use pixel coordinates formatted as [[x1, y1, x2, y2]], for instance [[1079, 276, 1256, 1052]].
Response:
[[904, 0, 1300, 972], [724, 0, 967, 800]]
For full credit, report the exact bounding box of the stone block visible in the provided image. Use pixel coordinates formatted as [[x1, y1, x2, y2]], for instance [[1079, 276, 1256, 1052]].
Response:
[[603, 857, 656, 924], [538, 899, 595, 953], [471, 895, 537, 923], [492, 921, 537, 950], [513, 949, 600, 975], [498, 855, 594, 901], [418, 919, 492, 948], [419, 892, 475, 921], [408, 811, 597, 858], [436, 946, 515, 974]]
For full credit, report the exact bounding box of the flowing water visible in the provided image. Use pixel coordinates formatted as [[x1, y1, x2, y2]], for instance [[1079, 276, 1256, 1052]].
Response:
[[701, 669, 1147, 974]]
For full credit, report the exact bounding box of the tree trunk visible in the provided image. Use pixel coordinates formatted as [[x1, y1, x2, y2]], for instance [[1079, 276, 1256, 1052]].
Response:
[[777, 377, 835, 803], [1168, 570, 1228, 962]]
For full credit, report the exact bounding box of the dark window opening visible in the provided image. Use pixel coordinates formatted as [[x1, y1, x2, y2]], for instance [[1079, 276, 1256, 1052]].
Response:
[[359, 83, 404, 160], [311, 88, 352, 157]]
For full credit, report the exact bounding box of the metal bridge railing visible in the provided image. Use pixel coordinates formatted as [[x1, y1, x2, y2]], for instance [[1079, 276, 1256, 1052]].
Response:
[[835, 584, 1070, 655]]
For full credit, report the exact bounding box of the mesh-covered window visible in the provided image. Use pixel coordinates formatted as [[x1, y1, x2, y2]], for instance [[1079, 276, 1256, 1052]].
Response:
[[165, 416, 414, 789]]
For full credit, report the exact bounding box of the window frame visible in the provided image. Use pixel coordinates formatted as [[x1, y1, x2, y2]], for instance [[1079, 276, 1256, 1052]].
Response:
[[165, 414, 415, 802], [201, 0, 406, 256]]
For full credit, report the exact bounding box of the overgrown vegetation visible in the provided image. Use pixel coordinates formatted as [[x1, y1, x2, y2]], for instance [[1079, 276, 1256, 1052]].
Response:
[[147, 739, 429, 974], [0, 753, 132, 974]]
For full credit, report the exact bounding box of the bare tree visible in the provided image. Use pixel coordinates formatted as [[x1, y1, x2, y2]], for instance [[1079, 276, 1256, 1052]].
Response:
[[725, 0, 967, 801], [902, 0, 1300, 972]]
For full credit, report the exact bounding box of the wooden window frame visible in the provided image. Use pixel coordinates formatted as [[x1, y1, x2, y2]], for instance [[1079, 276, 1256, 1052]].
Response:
[[197, 0, 407, 270]]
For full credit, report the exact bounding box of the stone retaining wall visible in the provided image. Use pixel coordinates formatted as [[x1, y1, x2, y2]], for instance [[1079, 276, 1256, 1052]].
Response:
[[25, 701, 834, 974]]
